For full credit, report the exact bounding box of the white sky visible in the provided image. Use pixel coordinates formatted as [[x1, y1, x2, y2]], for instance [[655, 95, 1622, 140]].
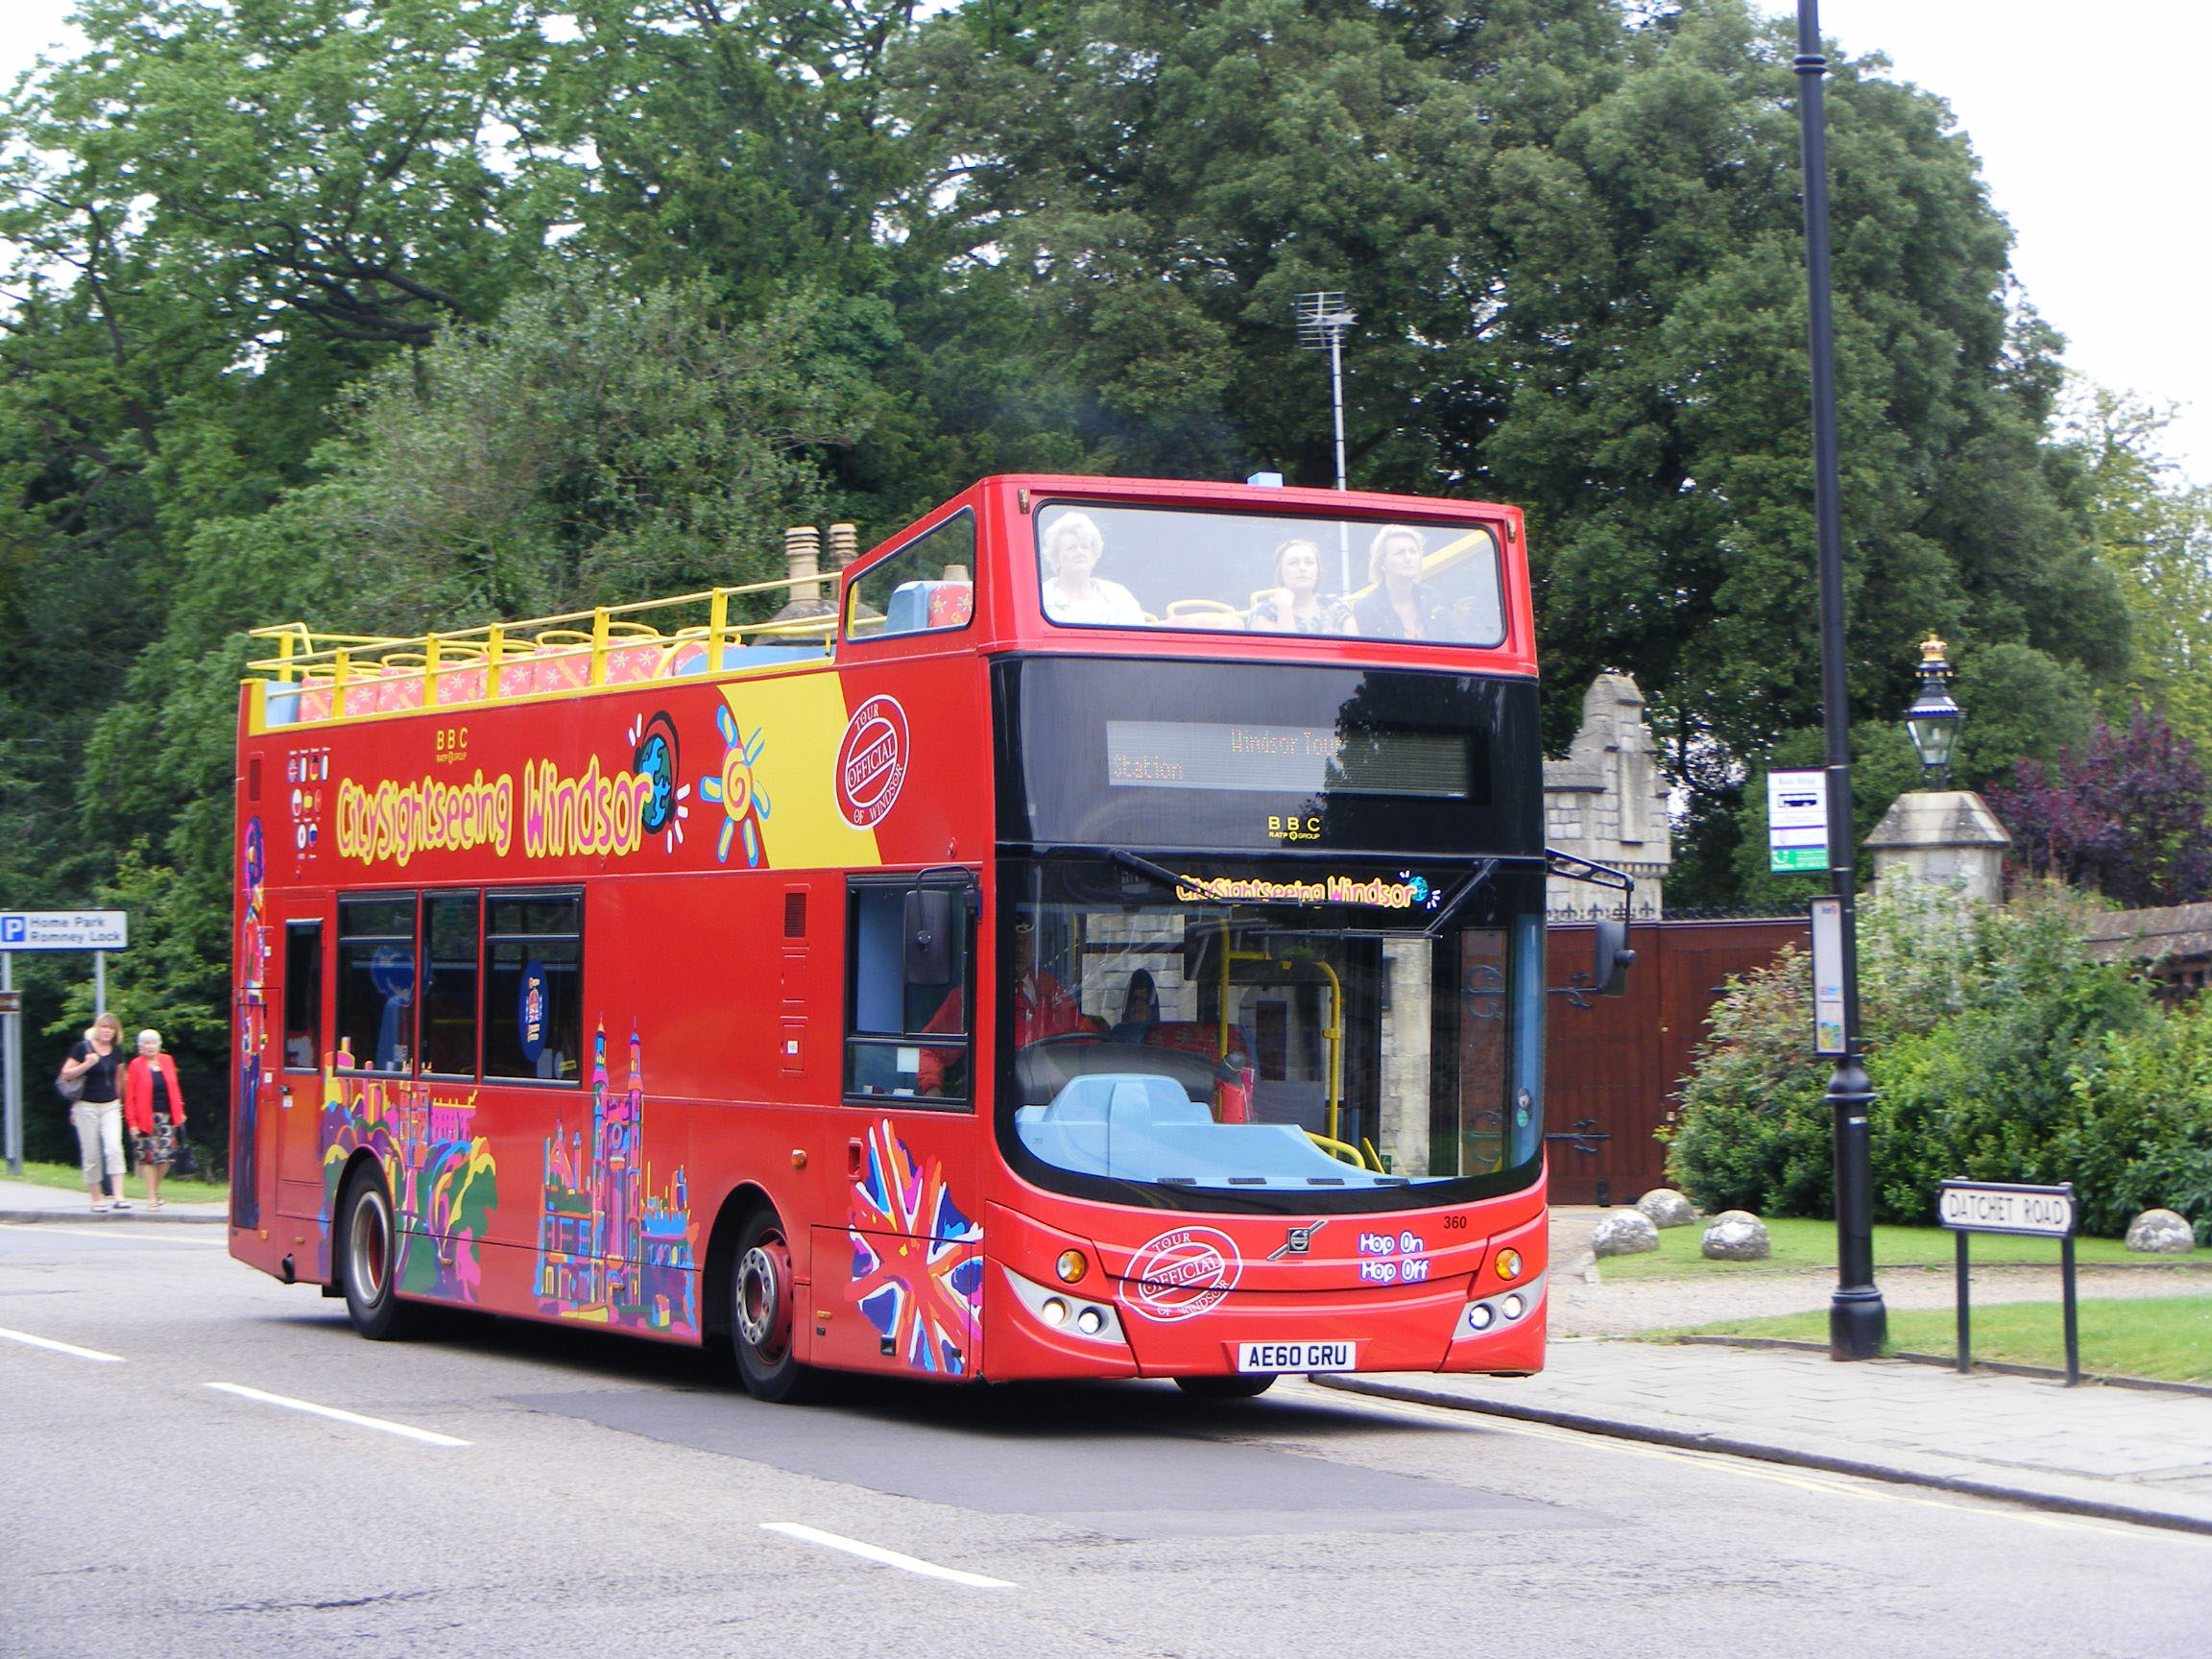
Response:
[[6, 0, 2208, 482]]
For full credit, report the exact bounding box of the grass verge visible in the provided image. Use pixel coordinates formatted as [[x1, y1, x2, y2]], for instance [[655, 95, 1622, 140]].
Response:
[[3, 1158, 229, 1206], [1590, 1215, 2193, 1278], [1647, 1296, 2212, 1385]]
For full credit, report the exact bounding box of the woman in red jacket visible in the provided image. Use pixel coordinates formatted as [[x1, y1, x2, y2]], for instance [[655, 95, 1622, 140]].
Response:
[[123, 1029, 187, 1211]]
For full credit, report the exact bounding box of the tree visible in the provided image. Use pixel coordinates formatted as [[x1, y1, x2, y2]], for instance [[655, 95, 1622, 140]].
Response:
[[1986, 706, 2212, 909], [889, 0, 2127, 777], [2055, 382, 2212, 757]]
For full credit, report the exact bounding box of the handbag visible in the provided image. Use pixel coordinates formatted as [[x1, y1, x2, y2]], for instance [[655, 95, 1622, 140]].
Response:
[[55, 1061, 83, 1104], [170, 1138, 199, 1177]]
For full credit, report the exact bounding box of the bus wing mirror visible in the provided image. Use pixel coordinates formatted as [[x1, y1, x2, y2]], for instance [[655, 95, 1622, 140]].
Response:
[[1594, 917, 1634, 998], [904, 888, 956, 987]]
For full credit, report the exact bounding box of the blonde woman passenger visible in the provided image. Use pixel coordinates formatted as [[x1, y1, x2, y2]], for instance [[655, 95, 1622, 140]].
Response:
[[1348, 524, 1451, 640], [1040, 511, 1145, 625], [124, 1029, 188, 1211], [60, 1011, 130, 1213], [1246, 538, 1350, 635]]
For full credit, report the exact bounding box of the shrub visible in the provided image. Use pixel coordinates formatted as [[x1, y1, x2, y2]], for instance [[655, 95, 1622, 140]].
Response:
[[1664, 879, 2207, 1237]]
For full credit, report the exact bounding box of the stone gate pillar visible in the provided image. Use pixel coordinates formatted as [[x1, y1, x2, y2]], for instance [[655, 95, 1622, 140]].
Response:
[[1544, 673, 1671, 920]]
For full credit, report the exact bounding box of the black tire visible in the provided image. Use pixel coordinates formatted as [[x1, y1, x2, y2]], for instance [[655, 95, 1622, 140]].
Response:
[[338, 1165, 418, 1341], [731, 1208, 821, 1403], [1176, 1373, 1277, 1399]]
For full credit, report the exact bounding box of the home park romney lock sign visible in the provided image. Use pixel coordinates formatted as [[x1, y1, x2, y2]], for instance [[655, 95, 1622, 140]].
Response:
[[0, 911, 130, 950]]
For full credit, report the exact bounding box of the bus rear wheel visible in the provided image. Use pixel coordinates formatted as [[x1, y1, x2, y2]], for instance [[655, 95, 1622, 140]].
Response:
[[339, 1165, 418, 1341], [1175, 1373, 1277, 1399], [732, 1210, 820, 1404]]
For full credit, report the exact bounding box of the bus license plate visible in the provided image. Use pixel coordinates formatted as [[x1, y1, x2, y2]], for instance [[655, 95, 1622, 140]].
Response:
[[1237, 1340, 1357, 1373]]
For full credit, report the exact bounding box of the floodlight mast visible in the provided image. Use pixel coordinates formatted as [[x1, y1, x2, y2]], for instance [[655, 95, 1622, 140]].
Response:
[[1294, 292, 1357, 494]]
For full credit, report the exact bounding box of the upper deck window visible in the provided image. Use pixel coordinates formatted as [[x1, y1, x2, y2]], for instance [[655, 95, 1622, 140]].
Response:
[[1034, 503, 1505, 647], [846, 510, 977, 641]]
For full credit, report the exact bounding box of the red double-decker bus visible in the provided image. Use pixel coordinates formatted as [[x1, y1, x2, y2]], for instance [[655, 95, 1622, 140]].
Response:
[[228, 474, 1615, 1399]]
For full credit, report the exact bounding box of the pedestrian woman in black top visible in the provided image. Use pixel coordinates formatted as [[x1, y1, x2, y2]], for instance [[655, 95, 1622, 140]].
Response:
[[60, 1011, 131, 1214]]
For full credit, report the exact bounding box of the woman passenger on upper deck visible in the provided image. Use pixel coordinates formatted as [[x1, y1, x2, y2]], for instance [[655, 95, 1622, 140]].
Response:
[[1347, 524, 1451, 641], [1245, 539, 1350, 635], [1040, 511, 1145, 625]]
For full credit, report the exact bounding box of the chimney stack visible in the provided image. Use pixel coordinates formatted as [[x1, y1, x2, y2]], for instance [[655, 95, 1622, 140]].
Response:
[[773, 525, 835, 622]]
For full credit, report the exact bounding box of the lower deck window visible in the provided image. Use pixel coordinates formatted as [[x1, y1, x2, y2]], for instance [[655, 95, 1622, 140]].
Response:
[[484, 893, 583, 1082]]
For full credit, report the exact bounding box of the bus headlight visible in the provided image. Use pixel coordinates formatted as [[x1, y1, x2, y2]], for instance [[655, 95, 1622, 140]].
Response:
[[1495, 1248, 1523, 1281], [1042, 1298, 1070, 1327], [1056, 1249, 1088, 1284]]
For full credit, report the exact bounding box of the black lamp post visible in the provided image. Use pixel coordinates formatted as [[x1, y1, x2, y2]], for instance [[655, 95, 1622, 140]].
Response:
[[1794, 0, 1887, 1360], [1904, 635, 1964, 788]]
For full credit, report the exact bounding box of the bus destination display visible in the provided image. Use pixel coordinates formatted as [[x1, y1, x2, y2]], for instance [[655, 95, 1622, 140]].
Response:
[[1105, 719, 1469, 799]]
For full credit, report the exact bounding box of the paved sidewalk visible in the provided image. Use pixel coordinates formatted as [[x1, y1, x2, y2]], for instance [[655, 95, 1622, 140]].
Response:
[[1319, 1339, 2212, 1533], [0, 1175, 227, 1224], [1314, 1204, 2212, 1534]]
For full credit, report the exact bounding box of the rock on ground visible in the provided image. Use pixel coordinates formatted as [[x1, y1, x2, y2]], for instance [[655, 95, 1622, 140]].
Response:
[[1637, 1188, 1697, 1229], [1701, 1210, 1771, 1262], [1592, 1210, 1661, 1258], [2126, 1209, 2197, 1254]]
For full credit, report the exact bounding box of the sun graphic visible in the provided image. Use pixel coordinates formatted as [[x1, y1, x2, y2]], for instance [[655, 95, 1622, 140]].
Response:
[[700, 705, 771, 866]]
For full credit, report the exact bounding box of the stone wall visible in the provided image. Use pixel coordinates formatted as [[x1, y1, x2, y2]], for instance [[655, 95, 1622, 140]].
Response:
[[1544, 673, 1671, 920]]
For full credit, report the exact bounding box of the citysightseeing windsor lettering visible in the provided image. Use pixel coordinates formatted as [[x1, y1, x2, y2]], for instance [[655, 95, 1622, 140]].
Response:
[[334, 757, 657, 869], [336, 771, 514, 868], [1171, 873, 1429, 909]]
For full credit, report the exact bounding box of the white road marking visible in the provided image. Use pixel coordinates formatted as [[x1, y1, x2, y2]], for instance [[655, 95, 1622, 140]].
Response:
[[760, 1522, 1017, 1588], [204, 1382, 469, 1447], [1, 1224, 226, 1245], [0, 1324, 125, 1363]]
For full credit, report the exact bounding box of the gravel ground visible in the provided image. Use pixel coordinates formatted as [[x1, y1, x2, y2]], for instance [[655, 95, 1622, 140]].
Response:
[[1544, 1206, 2212, 1338]]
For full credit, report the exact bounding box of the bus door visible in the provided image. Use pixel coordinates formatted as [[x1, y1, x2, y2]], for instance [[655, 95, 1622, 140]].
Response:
[[811, 877, 985, 1380], [272, 902, 331, 1222]]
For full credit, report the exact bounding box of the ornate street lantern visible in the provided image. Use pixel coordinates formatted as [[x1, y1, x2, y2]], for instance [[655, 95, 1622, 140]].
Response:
[[1904, 635, 1963, 788]]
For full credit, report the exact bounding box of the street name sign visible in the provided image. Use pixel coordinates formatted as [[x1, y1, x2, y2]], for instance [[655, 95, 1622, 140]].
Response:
[[1938, 1179, 2081, 1383], [0, 911, 129, 950], [1937, 1180, 2075, 1238], [1766, 769, 1828, 874]]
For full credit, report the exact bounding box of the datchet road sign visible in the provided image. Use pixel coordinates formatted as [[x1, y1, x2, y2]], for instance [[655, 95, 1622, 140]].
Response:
[[1937, 1180, 2075, 1238]]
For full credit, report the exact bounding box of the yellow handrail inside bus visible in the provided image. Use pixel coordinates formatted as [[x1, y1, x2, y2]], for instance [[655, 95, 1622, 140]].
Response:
[[1217, 941, 1345, 1146], [1304, 1130, 1377, 1171]]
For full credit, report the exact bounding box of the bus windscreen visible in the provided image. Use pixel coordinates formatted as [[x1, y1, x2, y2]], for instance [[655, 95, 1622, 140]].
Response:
[[1034, 502, 1505, 645]]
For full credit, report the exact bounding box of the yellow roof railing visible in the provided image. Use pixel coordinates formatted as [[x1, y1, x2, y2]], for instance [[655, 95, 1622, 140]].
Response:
[[246, 569, 843, 729]]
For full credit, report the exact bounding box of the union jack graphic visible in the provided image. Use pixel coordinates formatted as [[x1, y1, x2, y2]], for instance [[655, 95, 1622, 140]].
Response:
[[848, 1120, 983, 1375]]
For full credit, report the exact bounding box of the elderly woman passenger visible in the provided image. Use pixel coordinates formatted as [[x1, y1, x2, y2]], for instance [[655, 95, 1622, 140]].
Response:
[[1040, 511, 1145, 624]]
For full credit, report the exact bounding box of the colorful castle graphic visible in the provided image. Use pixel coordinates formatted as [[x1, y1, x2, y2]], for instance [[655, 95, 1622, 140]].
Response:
[[536, 1022, 697, 1335], [321, 1054, 498, 1301]]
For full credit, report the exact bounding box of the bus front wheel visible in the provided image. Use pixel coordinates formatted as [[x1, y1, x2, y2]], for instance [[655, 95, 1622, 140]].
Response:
[[339, 1165, 418, 1341], [732, 1210, 820, 1404]]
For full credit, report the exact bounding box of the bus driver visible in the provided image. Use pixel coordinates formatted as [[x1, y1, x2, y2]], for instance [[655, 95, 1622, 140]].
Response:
[[917, 917, 1088, 1094]]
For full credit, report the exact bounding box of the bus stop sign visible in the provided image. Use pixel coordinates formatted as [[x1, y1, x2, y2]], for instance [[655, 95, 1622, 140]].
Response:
[[0, 911, 129, 950]]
